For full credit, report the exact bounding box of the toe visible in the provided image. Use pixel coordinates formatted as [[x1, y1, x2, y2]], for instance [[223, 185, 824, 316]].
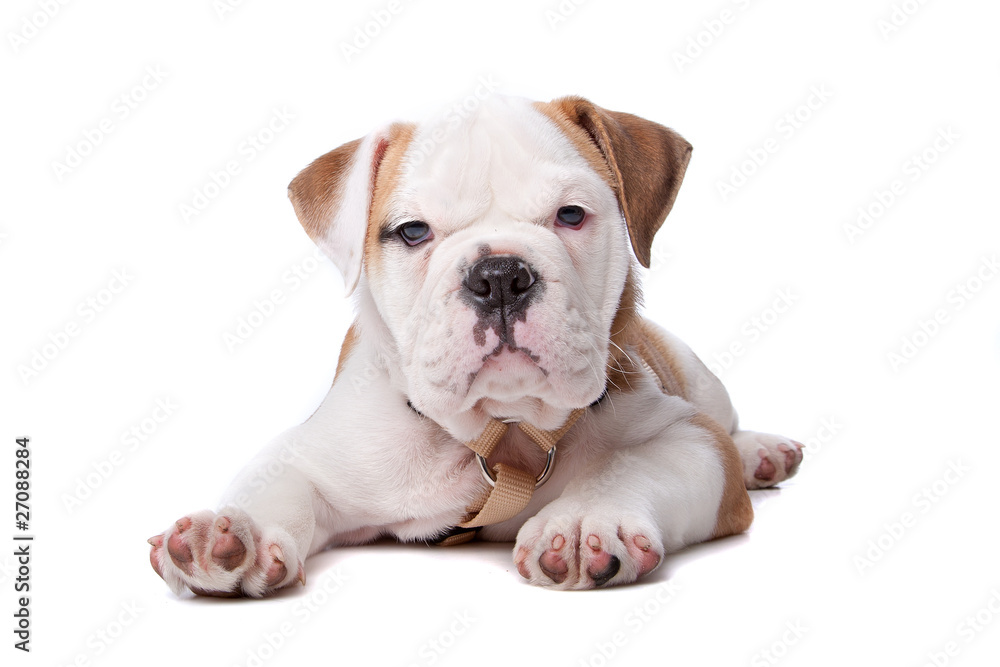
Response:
[[538, 534, 569, 584], [514, 547, 532, 580], [777, 443, 802, 474], [166, 521, 195, 573], [263, 544, 289, 588], [754, 448, 776, 482], [588, 556, 620, 587], [583, 535, 619, 586], [211, 517, 248, 571], [628, 535, 661, 577]]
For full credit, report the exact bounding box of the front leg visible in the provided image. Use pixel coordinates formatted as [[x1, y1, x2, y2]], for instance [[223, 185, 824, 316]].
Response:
[[513, 402, 752, 589], [148, 435, 322, 598]]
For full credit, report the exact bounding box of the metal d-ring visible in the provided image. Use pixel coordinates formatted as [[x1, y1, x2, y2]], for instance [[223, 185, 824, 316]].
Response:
[[477, 446, 557, 489]]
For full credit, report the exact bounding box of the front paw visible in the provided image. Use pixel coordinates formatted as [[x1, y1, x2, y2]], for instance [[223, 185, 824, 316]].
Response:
[[513, 509, 663, 590], [147, 508, 304, 598]]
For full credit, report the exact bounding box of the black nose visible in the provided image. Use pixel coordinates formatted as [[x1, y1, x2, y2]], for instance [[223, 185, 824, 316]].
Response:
[[462, 255, 539, 315]]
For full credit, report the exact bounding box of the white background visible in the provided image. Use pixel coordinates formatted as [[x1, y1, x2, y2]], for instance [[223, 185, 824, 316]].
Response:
[[3, 0, 999, 665]]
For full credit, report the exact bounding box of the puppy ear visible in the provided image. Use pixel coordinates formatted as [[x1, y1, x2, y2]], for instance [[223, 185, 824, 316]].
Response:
[[546, 97, 693, 268], [287, 124, 408, 295]]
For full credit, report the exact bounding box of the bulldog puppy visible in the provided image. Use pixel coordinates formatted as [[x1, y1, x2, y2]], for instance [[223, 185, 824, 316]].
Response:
[[148, 95, 803, 596]]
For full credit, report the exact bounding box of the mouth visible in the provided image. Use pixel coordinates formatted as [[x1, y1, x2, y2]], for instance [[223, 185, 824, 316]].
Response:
[[465, 347, 549, 404], [481, 339, 544, 368]]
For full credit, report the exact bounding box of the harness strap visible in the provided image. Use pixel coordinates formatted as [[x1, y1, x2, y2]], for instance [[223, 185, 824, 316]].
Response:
[[453, 407, 585, 531]]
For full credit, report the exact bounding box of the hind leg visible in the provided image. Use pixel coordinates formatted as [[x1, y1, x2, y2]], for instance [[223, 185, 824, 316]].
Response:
[[632, 324, 805, 490]]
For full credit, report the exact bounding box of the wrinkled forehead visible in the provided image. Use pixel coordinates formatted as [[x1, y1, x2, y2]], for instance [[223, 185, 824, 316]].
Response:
[[398, 96, 605, 226]]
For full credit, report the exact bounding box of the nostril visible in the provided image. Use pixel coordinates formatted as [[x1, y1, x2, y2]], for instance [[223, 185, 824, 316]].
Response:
[[466, 275, 491, 297], [511, 265, 535, 295]]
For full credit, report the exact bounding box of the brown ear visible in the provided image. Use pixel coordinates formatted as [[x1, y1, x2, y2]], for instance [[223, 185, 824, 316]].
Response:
[[544, 96, 692, 268], [288, 123, 410, 295]]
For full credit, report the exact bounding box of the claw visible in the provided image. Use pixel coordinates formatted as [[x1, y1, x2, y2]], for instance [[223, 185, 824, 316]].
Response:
[[147, 535, 163, 548], [149, 542, 164, 579], [297, 562, 307, 586]]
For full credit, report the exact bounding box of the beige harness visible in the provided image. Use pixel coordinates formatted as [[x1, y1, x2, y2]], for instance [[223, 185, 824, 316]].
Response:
[[435, 407, 586, 545]]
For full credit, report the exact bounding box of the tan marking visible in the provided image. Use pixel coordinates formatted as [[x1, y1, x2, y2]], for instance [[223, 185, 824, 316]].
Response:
[[532, 99, 618, 193], [334, 322, 360, 383], [634, 319, 688, 399], [692, 413, 754, 539], [365, 123, 416, 280], [533, 96, 692, 268], [606, 268, 642, 394], [602, 274, 689, 400], [287, 137, 364, 244]]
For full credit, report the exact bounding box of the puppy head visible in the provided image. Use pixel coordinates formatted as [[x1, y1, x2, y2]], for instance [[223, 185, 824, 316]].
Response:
[[289, 95, 691, 439]]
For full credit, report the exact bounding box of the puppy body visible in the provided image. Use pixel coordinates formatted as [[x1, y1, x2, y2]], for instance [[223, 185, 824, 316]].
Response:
[[149, 95, 801, 595]]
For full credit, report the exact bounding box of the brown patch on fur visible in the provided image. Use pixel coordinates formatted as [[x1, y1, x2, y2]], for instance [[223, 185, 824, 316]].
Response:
[[366, 123, 416, 279], [535, 96, 692, 268], [603, 275, 689, 401], [287, 138, 364, 244], [334, 322, 360, 382], [605, 268, 643, 394], [691, 413, 754, 538], [287, 123, 415, 289], [633, 320, 688, 399], [533, 100, 618, 193]]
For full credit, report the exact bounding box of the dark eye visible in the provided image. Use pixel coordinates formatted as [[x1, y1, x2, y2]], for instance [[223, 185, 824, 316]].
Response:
[[555, 205, 586, 228], [398, 221, 433, 246]]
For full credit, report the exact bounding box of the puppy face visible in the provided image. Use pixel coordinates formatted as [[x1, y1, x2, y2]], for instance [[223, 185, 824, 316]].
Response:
[[289, 95, 692, 439]]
